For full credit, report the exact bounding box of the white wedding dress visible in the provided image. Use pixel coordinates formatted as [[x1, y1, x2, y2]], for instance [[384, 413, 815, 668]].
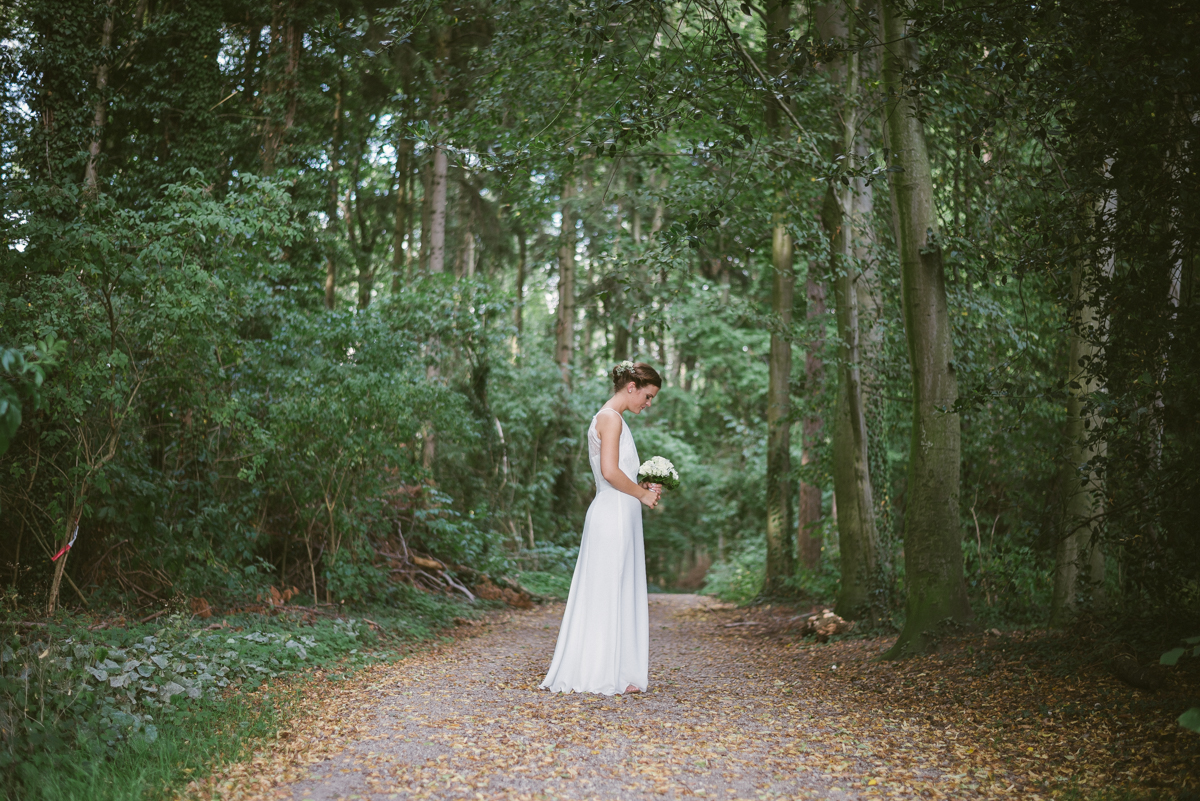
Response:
[[540, 408, 649, 695]]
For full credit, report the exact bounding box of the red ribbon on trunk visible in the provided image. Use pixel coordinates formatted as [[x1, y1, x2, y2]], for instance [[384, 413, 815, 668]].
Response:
[[51, 523, 79, 561]]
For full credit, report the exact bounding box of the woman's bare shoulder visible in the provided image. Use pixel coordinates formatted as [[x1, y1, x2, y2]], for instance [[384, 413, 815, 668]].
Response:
[[594, 407, 623, 434]]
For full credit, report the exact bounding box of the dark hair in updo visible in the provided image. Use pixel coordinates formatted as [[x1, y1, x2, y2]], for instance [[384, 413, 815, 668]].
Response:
[[611, 361, 662, 393]]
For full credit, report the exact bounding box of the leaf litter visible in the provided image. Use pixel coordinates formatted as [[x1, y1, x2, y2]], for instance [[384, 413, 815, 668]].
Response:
[[183, 595, 1199, 800]]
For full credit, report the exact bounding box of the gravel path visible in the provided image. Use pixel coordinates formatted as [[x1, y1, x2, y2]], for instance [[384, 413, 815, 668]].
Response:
[[195, 595, 964, 801], [189, 592, 1194, 800], [213, 594, 892, 801]]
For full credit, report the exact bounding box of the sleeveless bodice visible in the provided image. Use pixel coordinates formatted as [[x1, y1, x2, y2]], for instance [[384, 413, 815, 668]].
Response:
[[588, 409, 641, 492]]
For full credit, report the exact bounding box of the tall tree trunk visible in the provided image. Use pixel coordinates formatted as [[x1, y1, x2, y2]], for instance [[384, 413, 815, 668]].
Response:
[[419, 158, 432, 271], [880, 0, 970, 657], [348, 147, 376, 310], [555, 178, 576, 382], [241, 19, 260, 114], [392, 137, 413, 294], [795, 0, 833, 569], [760, 0, 796, 595], [818, 1, 881, 621], [797, 272, 826, 569], [827, 184, 881, 619], [613, 313, 630, 361], [853, 135, 884, 414], [263, 0, 299, 174], [421, 27, 453, 471], [324, 79, 343, 310], [428, 146, 448, 274], [458, 180, 476, 277], [406, 167, 416, 277], [614, 186, 631, 361], [82, 0, 115, 193], [854, 2, 888, 532], [512, 225, 526, 355], [427, 27, 450, 275], [1051, 174, 1116, 624], [764, 219, 796, 594], [391, 41, 415, 293], [551, 172, 580, 519], [854, 132, 891, 583]]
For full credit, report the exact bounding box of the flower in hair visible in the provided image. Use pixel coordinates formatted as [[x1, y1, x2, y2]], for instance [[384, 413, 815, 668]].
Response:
[[614, 360, 635, 379]]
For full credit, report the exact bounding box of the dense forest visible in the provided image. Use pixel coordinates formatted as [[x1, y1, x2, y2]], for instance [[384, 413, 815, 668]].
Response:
[[3, 0, 1198, 649]]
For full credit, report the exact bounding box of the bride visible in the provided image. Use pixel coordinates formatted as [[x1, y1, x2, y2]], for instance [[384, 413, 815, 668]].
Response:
[[540, 361, 663, 696]]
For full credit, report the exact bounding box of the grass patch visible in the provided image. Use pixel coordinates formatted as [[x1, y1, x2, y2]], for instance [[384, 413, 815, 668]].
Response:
[[515, 571, 572, 600], [1, 587, 470, 800]]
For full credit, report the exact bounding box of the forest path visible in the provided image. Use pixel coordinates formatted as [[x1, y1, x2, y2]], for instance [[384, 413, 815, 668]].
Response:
[[193, 595, 1024, 801]]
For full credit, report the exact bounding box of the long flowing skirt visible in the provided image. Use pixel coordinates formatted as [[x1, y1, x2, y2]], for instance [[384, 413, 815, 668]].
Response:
[[540, 488, 649, 695]]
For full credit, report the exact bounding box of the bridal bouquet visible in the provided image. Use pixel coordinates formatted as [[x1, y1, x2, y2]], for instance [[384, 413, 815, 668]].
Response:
[[637, 456, 680, 491]]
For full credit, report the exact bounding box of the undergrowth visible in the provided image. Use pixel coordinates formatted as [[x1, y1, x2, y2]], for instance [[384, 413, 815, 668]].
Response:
[[0, 586, 472, 800], [514, 572, 572, 600], [700, 539, 766, 605]]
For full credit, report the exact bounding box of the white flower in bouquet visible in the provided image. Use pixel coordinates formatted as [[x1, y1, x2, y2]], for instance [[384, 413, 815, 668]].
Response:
[[637, 456, 680, 491]]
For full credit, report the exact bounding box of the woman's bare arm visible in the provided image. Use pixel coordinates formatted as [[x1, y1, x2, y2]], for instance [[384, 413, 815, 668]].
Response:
[[596, 411, 659, 508]]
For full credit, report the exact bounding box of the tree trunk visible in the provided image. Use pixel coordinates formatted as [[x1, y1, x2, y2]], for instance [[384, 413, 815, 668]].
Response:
[[613, 185, 631, 360], [420, 27, 453, 470], [47, 507, 81, 615], [555, 178, 576, 382], [324, 79, 343, 310], [817, 1, 881, 621], [419, 158, 432, 271], [854, 4, 887, 529], [1051, 176, 1116, 624], [512, 226, 526, 355], [763, 220, 796, 595], [405, 167, 416, 277], [458, 181, 476, 277], [347, 146, 377, 310], [855, 135, 887, 534], [262, 0, 299, 174], [241, 21, 260, 115], [827, 187, 881, 619], [428, 146, 448, 274], [391, 41, 415, 293], [391, 137, 413, 294], [797, 272, 826, 569], [880, 1, 970, 657], [427, 27, 450, 275], [82, 0, 115, 193], [760, 0, 796, 595], [613, 315, 630, 361]]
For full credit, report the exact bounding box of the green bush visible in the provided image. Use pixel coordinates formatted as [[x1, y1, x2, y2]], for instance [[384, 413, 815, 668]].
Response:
[[701, 540, 766, 605]]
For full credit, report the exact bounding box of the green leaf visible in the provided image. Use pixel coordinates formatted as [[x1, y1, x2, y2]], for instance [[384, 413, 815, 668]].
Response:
[[1179, 708, 1200, 733], [1161, 647, 1186, 666]]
